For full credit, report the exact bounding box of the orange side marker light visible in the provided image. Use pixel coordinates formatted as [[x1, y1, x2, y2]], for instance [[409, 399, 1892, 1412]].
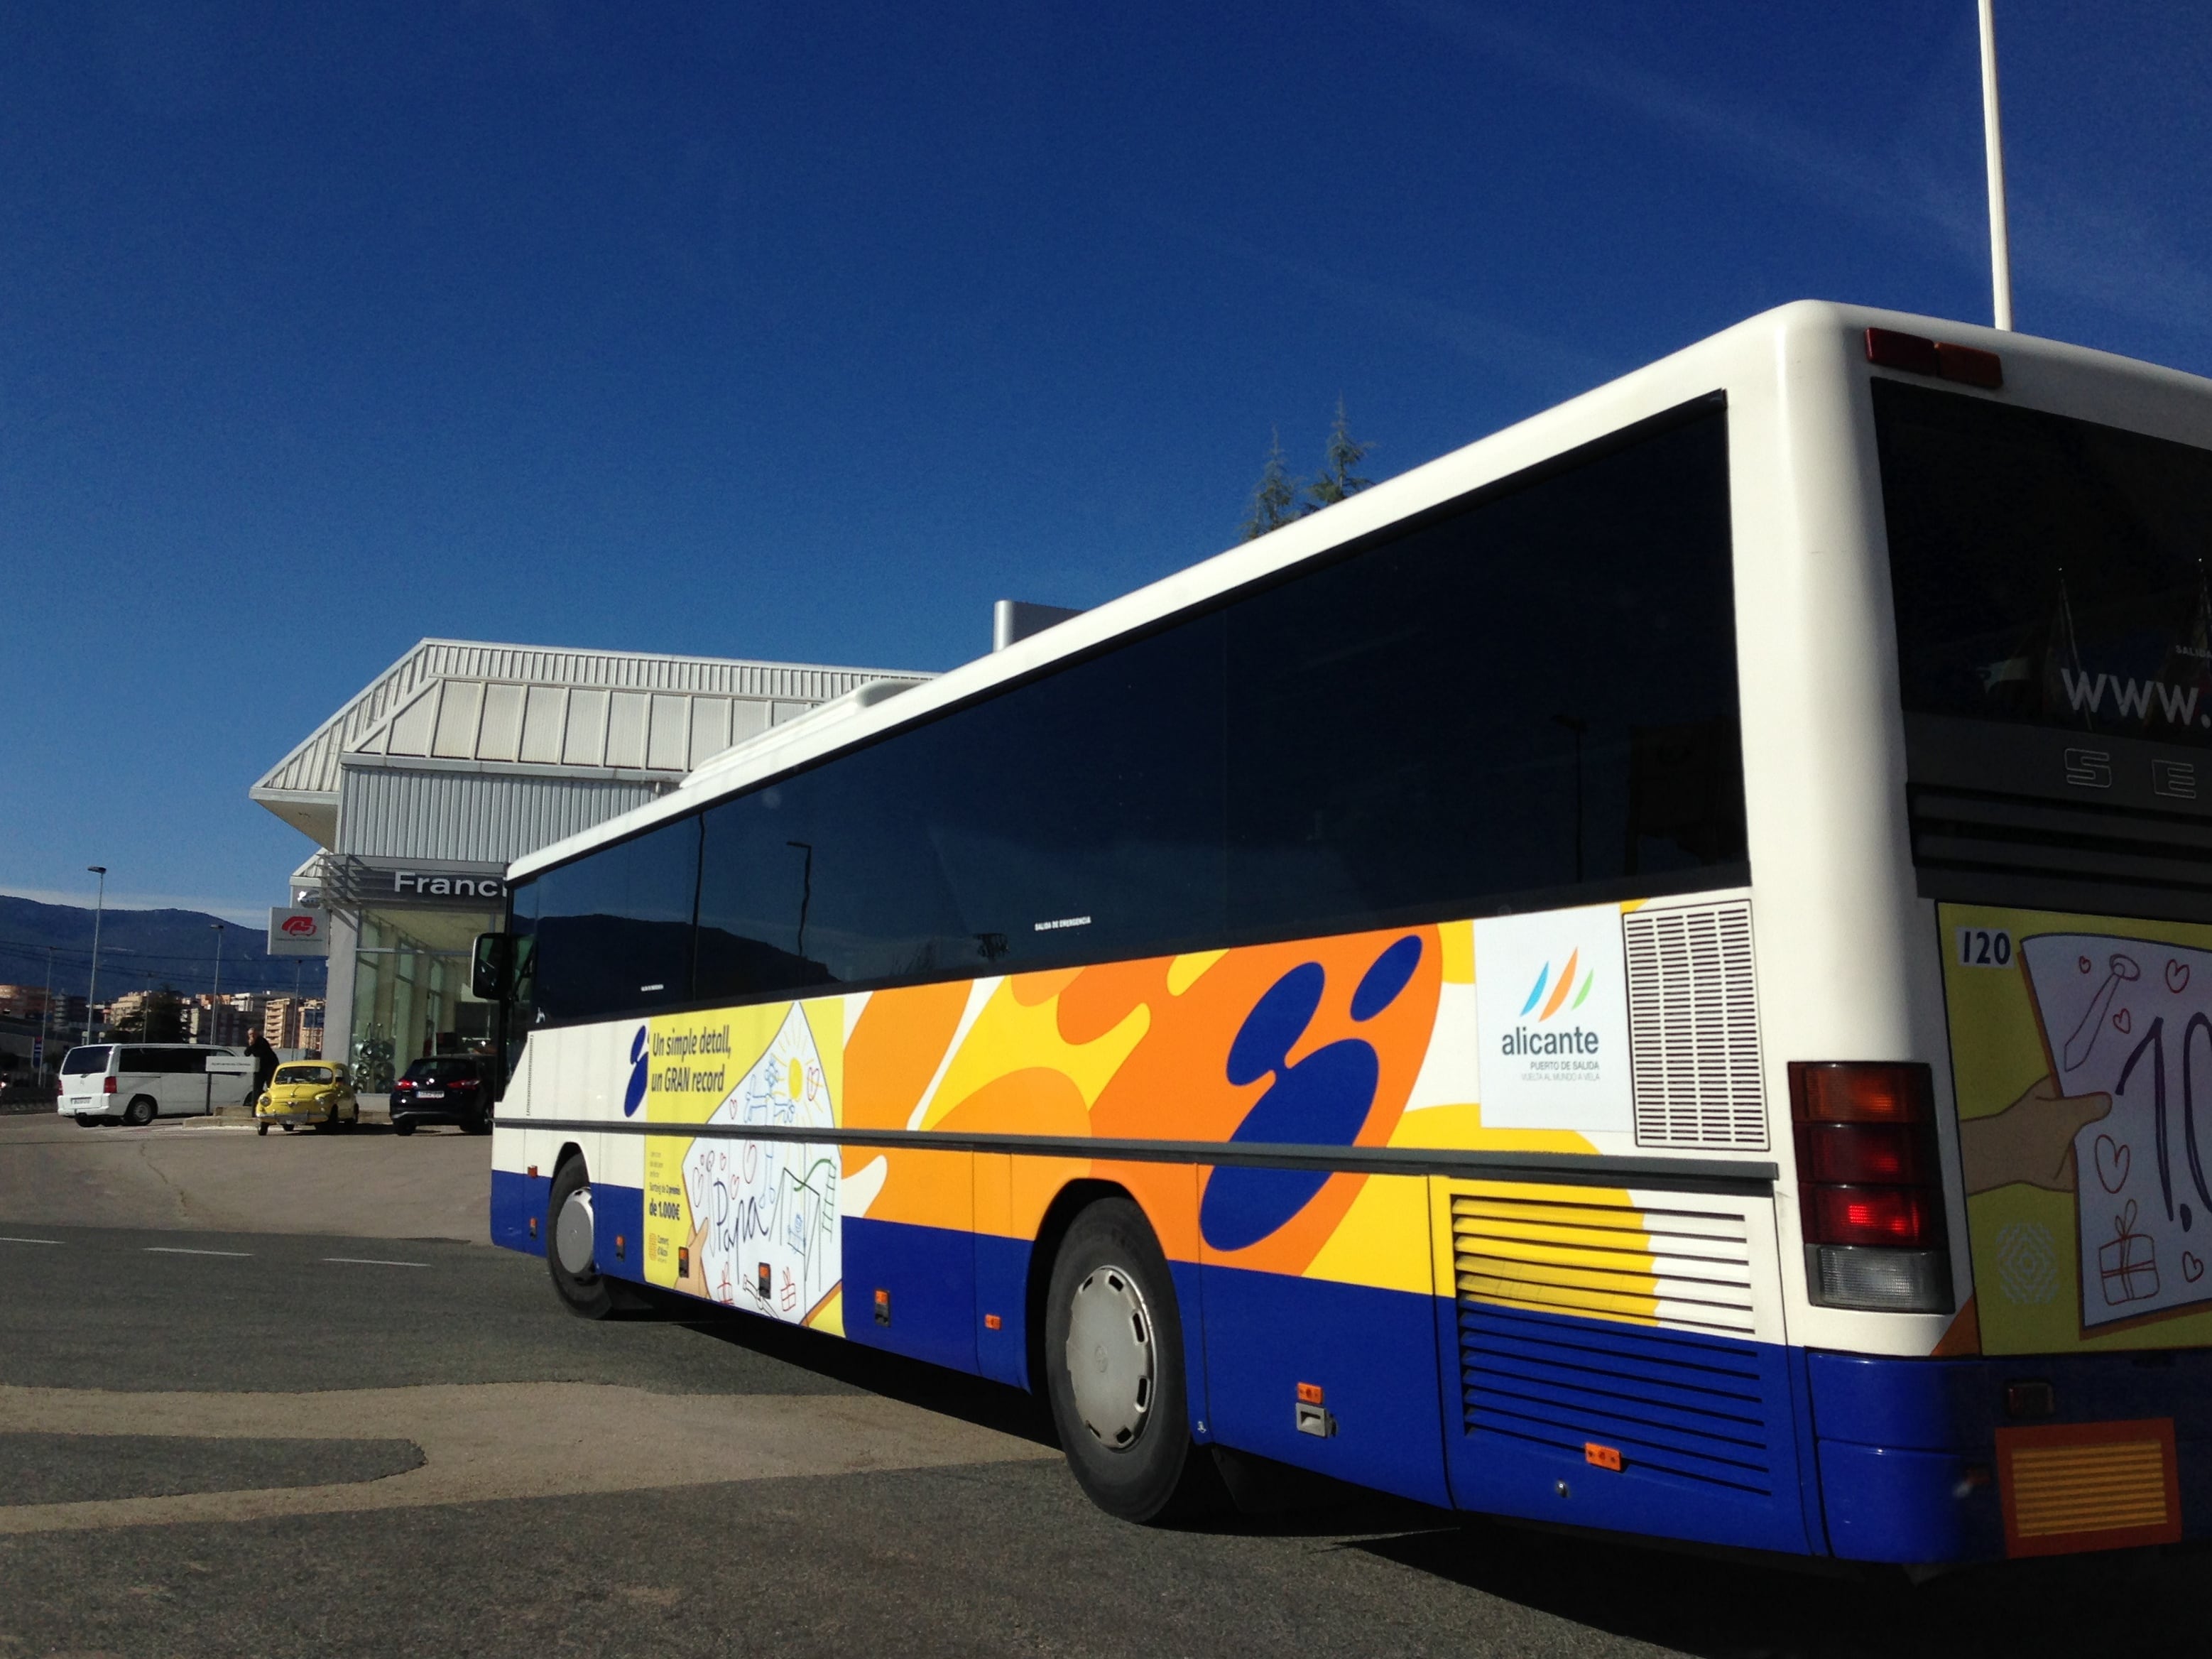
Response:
[[1296, 1382, 1324, 1405], [1585, 1442, 1623, 1472], [984, 1313, 1003, 1330]]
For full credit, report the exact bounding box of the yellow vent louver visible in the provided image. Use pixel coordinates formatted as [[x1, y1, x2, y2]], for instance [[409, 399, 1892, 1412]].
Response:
[[1449, 1186, 1758, 1337]]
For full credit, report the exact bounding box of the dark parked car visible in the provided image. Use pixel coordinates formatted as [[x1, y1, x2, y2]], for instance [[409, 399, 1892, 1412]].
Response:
[[388, 1055, 496, 1136]]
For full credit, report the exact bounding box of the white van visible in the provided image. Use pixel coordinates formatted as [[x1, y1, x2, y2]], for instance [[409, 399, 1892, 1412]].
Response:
[[57, 1045, 259, 1127]]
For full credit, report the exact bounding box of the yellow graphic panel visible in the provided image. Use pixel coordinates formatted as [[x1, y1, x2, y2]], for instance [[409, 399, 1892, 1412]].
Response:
[[641, 1001, 844, 1327], [921, 977, 1150, 1131], [1944, 902, 2212, 1354], [1303, 1174, 1432, 1295]]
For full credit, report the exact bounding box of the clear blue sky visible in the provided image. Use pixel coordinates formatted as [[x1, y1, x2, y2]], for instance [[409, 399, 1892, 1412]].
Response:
[[5, 1, 2208, 925]]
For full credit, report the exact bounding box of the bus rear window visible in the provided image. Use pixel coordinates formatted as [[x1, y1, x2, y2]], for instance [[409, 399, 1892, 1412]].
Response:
[[1876, 379, 2212, 746], [60, 1046, 111, 1075]]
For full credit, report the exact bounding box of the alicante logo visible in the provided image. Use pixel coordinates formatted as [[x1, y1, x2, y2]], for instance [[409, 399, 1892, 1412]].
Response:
[[1501, 948, 1601, 1057]]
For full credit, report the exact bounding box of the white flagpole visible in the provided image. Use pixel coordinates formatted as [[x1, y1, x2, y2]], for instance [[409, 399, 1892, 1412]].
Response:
[[1979, 0, 2014, 330]]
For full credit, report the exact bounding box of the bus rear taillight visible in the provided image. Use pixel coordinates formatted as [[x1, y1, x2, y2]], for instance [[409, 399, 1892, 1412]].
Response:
[[1864, 327, 2003, 389], [1805, 1184, 1939, 1247], [104, 1076, 116, 1094], [1790, 1062, 1954, 1313]]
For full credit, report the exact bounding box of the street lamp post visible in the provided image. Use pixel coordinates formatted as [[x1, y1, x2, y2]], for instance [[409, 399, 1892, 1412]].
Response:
[[37, 945, 54, 1087], [84, 866, 107, 1044], [209, 924, 226, 1045], [1552, 714, 1588, 884], [786, 841, 815, 962]]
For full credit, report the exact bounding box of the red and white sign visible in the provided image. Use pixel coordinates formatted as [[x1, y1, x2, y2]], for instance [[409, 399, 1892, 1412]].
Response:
[[267, 907, 329, 957]]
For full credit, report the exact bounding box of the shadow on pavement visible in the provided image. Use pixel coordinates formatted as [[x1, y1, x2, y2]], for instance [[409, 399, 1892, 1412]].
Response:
[[1346, 1519, 2212, 1659], [644, 1288, 1060, 1448], [582, 1282, 2212, 1657]]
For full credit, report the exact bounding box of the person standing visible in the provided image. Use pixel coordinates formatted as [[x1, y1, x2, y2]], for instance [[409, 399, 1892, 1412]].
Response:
[[244, 1027, 279, 1110]]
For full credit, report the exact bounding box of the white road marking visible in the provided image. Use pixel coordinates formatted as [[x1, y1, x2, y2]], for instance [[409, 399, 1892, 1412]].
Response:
[[143, 1246, 252, 1258], [0, 1236, 62, 1246], [321, 1257, 429, 1268]]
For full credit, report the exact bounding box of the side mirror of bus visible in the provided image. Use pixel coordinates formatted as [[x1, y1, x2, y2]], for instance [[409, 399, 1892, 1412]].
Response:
[[472, 933, 512, 1001]]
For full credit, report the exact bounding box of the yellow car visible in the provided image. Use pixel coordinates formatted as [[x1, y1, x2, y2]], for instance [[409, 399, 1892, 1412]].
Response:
[[256, 1062, 361, 1134]]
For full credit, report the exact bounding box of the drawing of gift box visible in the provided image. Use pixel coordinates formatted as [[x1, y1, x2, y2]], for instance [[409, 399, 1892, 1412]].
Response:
[[2098, 1202, 2159, 1307]]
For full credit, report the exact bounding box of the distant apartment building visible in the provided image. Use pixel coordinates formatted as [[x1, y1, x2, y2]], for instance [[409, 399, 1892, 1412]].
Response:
[[263, 996, 326, 1055], [184, 995, 263, 1048], [103, 990, 170, 1035], [0, 985, 84, 1024]]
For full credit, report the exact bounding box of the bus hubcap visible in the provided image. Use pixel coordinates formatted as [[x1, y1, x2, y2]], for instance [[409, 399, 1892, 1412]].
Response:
[[555, 1187, 596, 1278], [1064, 1265, 1155, 1449]]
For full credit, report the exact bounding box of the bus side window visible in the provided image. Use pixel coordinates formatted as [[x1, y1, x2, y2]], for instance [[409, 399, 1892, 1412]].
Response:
[[528, 815, 700, 1025], [1224, 401, 1743, 931]]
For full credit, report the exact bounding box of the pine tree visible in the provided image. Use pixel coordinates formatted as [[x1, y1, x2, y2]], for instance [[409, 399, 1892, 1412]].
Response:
[[1239, 428, 1302, 542], [1307, 398, 1372, 508]]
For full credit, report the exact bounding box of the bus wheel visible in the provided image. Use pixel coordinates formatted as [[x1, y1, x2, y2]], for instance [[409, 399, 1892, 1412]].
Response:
[[547, 1158, 614, 1320], [123, 1097, 156, 1128], [1043, 1197, 1210, 1523]]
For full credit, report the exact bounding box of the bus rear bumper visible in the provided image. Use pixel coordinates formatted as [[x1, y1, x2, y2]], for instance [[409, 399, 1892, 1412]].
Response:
[[1808, 1350, 2211, 1562]]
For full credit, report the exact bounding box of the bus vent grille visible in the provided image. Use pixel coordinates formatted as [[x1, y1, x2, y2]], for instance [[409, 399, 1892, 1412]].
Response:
[[1452, 1187, 1773, 1494], [1456, 1302, 1778, 1496], [1623, 901, 1766, 1149]]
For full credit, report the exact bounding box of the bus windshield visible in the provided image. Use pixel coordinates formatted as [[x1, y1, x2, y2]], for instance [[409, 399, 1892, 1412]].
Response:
[[1877, 379, 2212, 748]]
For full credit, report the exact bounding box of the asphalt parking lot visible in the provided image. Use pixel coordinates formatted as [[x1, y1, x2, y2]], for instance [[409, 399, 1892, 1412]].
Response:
[[0, 1106, 488, 1240], [1, 1112, 2207, 1658]]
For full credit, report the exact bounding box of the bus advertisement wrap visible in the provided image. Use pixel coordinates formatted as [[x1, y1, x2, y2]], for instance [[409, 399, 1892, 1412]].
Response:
[[1943, 901, 2212, 1354], [601, 910, 1658, 1329], [640, 1000, 846, 1328]]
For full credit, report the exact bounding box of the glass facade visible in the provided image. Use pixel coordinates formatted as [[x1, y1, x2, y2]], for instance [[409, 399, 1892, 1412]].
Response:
[[348, 907, 498, 1092]]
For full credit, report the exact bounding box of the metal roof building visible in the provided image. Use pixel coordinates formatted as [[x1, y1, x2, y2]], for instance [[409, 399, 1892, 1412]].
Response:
[[251, 638, 929, 1093]]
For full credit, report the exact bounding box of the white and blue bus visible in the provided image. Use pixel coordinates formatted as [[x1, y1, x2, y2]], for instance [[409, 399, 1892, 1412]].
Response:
[[476, 301, 2212, 1563]]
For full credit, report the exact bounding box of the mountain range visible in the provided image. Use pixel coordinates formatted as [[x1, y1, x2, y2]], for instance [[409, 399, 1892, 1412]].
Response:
[[0, 896, 328, 1002]]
